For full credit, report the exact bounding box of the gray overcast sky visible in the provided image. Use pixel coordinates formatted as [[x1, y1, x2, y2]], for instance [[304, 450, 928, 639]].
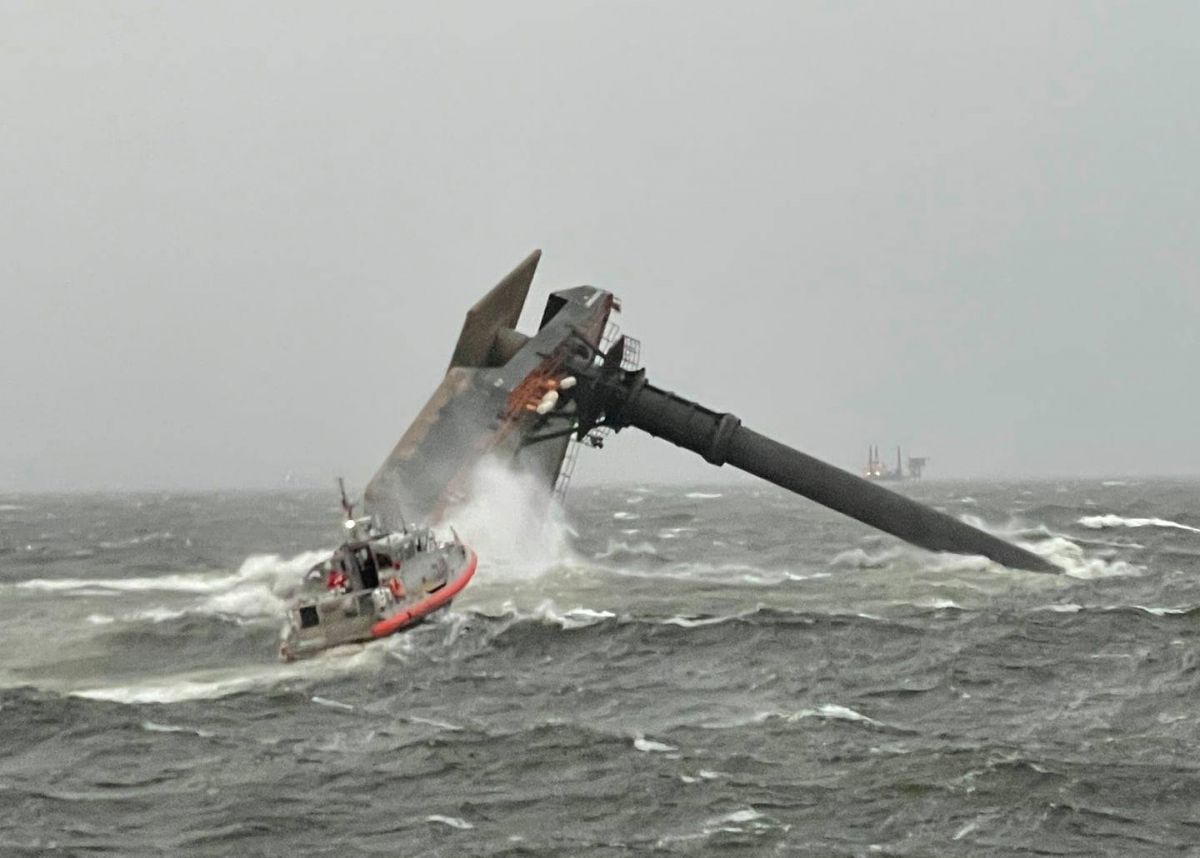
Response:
[[2, 1, 1197, 491]]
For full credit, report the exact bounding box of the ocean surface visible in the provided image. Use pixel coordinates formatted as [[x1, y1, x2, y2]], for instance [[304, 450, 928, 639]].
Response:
[[2, 478, 1200, 856]]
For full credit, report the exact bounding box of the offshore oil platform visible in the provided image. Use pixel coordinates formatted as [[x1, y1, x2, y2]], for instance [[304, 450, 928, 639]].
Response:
[[864, 445, 927, 481], [363, 251, 1054, 573]]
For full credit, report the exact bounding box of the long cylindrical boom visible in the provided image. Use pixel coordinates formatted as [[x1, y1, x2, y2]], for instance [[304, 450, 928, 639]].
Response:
[[594, 367, 1055, 573]]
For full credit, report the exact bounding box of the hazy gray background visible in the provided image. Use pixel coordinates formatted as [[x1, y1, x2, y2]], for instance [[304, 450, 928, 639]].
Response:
[[2, 1, 1197, 491]]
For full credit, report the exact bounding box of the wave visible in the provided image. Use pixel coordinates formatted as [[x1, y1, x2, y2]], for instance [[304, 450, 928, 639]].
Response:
[[702, 702, 889, 731], [97, 531, 176, 550], [830, 545, 998, 575], [457, 604, 900, 645], [71, 643, 386, 704], [141, 720, 215, 738], [685, 492, 723, 499], [528, 600, 617, 630], [633, 734, 677, 752], [592, 539, 663, 562], [17, 550, 329, 597], [1078, 514, 1200, 534], [831, 547, 903, 569], [600, 561, 820, 587], [1036, 603, 1200, 619], [17, 550, 330, 627], [441, 459, 579, 582], [1023, 536, 1143, 579]]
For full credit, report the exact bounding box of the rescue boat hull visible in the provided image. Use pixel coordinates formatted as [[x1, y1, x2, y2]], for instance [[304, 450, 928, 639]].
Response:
[[280, 539, 476, 661]]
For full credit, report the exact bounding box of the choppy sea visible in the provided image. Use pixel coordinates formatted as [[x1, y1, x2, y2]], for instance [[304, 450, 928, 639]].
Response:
[[2, 478, 1200, 856]]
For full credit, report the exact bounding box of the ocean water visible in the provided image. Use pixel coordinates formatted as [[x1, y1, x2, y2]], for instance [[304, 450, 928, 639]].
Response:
[[2, 479, 1200, 856]]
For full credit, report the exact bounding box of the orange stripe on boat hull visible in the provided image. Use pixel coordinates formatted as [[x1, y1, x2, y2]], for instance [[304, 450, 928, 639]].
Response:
[[370, 550, 477, 638]]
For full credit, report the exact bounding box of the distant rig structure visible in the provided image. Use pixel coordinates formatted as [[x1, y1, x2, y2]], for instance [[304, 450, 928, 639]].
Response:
[[864, 445, 927, 481]]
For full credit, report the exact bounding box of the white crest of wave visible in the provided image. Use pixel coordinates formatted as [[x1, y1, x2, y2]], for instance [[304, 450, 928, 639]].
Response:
[[24, 550, 331, 627], [198, 549, 332, 620], [703, 703, 882, 730], [593, 539, 662, 560], [19, 573, 238, 594], [527, 599, 616, 630], [830, 547, 904, 569], [1024, 536, 1143, 579], [713, 808, 766, 825], [915, 597, 962, 610], [601, 561, 806, 587], [795, 703, 881, 726], [73, 644, 386, 704], [442, 458, 578, 582], [426, 815, 474, 830], [75, 673, 266, 704], [831, 545, 991, 573], [633, 734, 677, 752], [1078, 514, 1200, 534], [141, 720, 215, 738], [16, 550, 329, 612]]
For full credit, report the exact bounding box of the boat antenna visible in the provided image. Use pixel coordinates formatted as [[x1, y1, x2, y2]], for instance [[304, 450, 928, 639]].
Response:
[[338, 477, 354, 521]]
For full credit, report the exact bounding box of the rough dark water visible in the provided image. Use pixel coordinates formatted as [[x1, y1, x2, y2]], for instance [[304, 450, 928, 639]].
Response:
[[2, 479, 1200, 856]]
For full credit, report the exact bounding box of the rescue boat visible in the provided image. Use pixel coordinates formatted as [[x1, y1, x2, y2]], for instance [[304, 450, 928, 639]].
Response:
[[280, 516, 476, 661]]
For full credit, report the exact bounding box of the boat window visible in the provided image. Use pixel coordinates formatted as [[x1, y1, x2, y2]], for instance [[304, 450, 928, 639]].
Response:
[[299, 605, 320, 628], [356, 548, 380, 590]]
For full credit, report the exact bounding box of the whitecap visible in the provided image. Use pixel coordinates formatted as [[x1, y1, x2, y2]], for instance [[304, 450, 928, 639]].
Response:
[[139, 607, 189, 623], [793, 703, 881, 727], [530, 600, 616, 630], [408, 715, 464, 732], [18, 574, 237, 594], [593, 540, 660, 560], [718, 808, 765, 824], [1065, 560, 1143, 580], [831, 548, 902, 569], [426, 815, 473, 830], [658, 614, 735, 628], [312, 696, 355, 711], [914, 598, 962, 610], [98, 532, 175, 549], [17, 549, 330, 599], [75, 676, 263, 704], [1130, 605, 1195, 616], [1024, 536, 1142, 579], [633, 734, 677, 752], [441, 459, 579, 581], [141, 721, 214, 738], [1078, 514, 1200, 534], [685, 492, 723, 499], [72, 647, 383, 704]]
